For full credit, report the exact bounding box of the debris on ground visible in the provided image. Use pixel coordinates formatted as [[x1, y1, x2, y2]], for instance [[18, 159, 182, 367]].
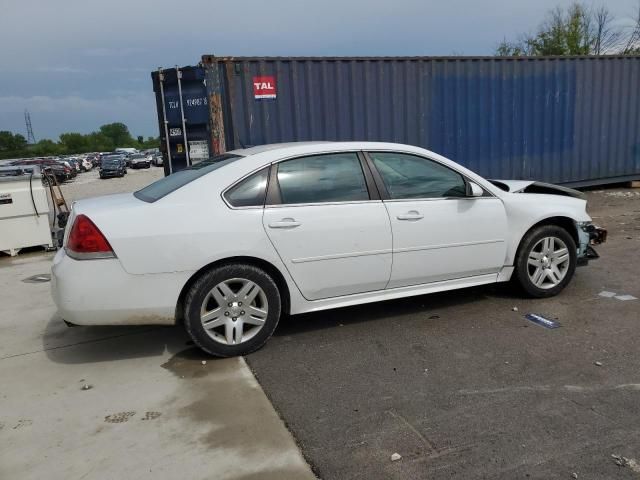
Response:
[[571, 473, 578, 479], [391, 453, 402, 461], [598, 291, 617, 298], [524, 313, 561, 329], [512, 306, 519, 312], [598, 291, 637, 301], [615, 294, 637, 301], [201, 361, 207, 365], [81, 384, 93, 390], [611, 454, 640, 472], [594, 361, 603, 367], [428, 315, 440, 320]]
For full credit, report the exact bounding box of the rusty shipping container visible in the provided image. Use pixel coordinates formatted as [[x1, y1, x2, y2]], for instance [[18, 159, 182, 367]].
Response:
[[151, 55, 640, 186]]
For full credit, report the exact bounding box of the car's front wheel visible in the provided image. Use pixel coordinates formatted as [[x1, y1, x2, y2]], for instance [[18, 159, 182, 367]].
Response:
[[184, 264, 281, 357], [514, 225, 577, 298]]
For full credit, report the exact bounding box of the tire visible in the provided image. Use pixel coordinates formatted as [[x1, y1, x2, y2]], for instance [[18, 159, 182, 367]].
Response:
[[514, 224, 577, 298], [184, 264, 281, 357]]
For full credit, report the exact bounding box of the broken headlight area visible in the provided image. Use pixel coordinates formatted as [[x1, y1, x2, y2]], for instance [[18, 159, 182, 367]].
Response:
[[576, 222, 606, 266], [579, 222, 607, 245]]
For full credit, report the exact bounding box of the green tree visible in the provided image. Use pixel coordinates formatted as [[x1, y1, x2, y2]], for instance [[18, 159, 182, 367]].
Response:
[[0, 123, 156, 158], [59, 132, 88, 153], [0, 131, 28, 158], [85, 132, 114, 152], [99, 122, 135, 147], [31, 139, 61, 156], [495, 2, 636, 56]]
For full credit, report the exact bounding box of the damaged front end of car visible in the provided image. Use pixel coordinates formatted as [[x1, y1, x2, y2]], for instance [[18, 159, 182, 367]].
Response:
[[576, 221, 607, 266]]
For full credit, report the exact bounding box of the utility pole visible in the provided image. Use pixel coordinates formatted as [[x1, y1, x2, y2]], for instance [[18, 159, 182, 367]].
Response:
[[24, 110, 36, 144]]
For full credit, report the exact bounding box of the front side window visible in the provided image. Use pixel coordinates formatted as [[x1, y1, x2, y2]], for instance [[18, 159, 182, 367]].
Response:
[[224, 167, 269, 207], [369, 152, 467, 199], [276, 153, 369, 205]]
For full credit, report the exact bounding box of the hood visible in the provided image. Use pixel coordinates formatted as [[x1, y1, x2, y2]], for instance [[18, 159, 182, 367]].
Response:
[[489, 179, 584, 199]]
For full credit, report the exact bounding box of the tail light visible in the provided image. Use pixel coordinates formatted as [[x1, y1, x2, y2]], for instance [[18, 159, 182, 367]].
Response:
[[66, 214, 115, 260]]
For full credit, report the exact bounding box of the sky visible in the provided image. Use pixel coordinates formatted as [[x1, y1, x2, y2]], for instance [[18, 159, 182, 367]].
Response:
[[0, 0, 637, 141]]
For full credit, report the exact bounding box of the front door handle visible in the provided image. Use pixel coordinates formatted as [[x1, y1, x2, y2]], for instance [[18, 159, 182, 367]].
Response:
[[396, 210, 424, 221], [268, 218, 301, 229]]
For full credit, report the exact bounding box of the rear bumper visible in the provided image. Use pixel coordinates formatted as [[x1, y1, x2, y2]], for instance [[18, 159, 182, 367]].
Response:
[[51, 249, 191, 326]]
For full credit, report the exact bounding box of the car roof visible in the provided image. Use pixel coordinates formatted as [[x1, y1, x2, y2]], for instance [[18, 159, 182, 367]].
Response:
[[227, 141, 438, 158], [227, 141, 333, 156]]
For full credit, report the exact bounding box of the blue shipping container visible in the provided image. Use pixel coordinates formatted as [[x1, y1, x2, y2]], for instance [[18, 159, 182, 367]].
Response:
[[153, 56, 640, 186]]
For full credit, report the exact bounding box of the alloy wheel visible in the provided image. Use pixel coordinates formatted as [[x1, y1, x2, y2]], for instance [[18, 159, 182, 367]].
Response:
[[526, 236, 570, 289], [200, 278, 269, 345]]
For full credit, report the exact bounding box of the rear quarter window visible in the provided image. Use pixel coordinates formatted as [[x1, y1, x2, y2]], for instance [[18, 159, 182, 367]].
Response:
[[134, 154, 241, 203]]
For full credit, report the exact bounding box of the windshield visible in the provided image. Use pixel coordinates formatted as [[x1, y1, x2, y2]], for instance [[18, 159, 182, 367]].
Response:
[[134, 154, 243, 203]]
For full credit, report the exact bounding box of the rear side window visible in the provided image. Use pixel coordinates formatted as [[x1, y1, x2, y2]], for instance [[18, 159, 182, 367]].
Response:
[[369, 152, 467, 199], [224, 167, 269, 207], [276, 153, 369, 205], [134, 154, 241, 203]]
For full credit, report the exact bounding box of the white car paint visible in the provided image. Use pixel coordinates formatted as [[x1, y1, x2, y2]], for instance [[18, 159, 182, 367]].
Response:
[[51, 141, 593, 327], [263, 202, 392, 300]]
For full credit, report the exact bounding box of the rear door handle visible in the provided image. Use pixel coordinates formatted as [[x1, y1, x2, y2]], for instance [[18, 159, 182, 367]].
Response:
[[268, 218, 301, 229], [396, 211, 424, 221]]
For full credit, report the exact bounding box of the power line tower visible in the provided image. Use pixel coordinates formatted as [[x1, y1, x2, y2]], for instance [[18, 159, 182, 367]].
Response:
[[24, 109, 36, 144]]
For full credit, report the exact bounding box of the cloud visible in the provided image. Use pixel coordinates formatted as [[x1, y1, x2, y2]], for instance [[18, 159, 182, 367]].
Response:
[[0, 94, 157, 138], [36, 66, 90, 74], [82, 47, 147, 57]]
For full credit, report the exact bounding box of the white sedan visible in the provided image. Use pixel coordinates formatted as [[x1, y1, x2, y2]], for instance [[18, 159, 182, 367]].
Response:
[[51, 142, 606, 356]]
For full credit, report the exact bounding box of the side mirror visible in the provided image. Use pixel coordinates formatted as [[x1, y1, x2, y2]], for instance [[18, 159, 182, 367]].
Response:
[[467, 181, 484, 197]]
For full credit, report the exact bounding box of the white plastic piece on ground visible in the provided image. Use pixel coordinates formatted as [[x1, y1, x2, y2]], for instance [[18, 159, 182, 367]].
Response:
[[615, 294, 637, 301], [391, 453, 402, 461], [598, 291, 617, 298]]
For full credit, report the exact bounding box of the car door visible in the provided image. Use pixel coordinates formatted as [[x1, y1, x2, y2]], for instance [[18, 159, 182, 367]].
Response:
[[262, 152, 392, 301], [366, 151, 508, 289]]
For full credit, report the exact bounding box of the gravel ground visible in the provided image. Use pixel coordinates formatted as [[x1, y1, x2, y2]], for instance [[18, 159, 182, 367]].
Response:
[[59, 166, 164, 203]]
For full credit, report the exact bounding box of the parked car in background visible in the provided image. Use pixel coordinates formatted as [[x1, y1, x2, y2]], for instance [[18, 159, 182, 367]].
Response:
[[67, 158, 81, 173], [10, 158, 73, 182], [80, 157, 93, 171], [152, 153, 163, 166], [129, 153, 151, 169], [99, 155, 127, 179], [87, 154, 101, 168], [52, 142, 607, 357], [115, 147, 138, 155]]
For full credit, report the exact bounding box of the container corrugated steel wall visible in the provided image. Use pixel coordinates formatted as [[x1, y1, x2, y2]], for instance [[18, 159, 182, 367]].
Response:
[[158, 56, 640, 186], [151, 66, 210, 175]]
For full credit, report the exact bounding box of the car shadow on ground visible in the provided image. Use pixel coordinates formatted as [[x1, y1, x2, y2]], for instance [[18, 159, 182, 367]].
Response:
[[273, 282, 522, 337], [42, 315, 192, 365], [42, 283, 525, 363]]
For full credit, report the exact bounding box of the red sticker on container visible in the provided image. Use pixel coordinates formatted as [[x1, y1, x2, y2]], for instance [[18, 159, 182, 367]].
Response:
[[253, 76, 276, 99]]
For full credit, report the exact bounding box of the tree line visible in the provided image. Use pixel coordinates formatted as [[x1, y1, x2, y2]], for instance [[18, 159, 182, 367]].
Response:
[[497, 2, 640, 56], [0, 123, 159, 160]]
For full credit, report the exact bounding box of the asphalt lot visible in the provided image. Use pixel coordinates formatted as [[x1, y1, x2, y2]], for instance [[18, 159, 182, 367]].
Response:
[[2, 165, 640, 479], [247, 188, 640, 479]]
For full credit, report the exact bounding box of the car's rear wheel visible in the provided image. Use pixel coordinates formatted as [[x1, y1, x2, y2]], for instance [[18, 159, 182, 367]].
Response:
[[184, 264, 281, 357], [514, 225, 577, 298]]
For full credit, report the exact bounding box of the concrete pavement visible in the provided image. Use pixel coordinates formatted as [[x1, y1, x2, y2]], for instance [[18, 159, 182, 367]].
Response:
[[0, 253, 315, 480]]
